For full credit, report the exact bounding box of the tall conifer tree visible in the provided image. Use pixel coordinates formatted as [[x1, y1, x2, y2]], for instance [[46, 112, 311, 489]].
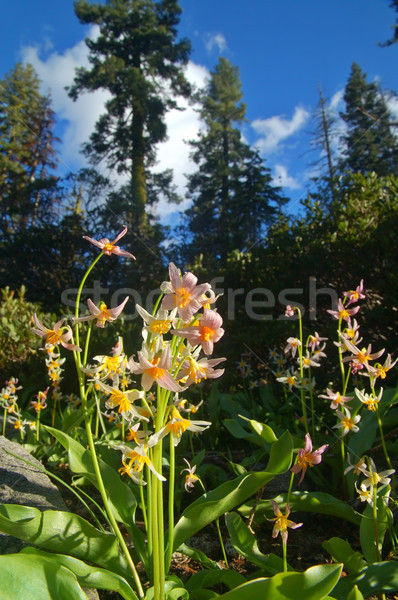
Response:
[[184, 58, 286, 266], [0, 63, 58, 236], [339, 62, 398, 176], [69, 0, 191, 230]]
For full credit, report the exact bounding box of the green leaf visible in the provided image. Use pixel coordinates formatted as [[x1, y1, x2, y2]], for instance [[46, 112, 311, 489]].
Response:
[[239, 415, 278, 444], [20, 547, 138, 600], [0, 553, 87, 600], [45, 426, 148, 567], [347, 585, 365, 600], [322, 537, 367, 575], [185, 568, 246, 592], [329, 561, 398, 599], [190, 591, 220, 600], [0, 504, 130, 581], [172, 430, 293, 550], [239, 491, 360, 526], [359, 490, 390, 563], [225, 512, 287, 575], [215, 564, 343, 600], [177, 543, 221, 570]]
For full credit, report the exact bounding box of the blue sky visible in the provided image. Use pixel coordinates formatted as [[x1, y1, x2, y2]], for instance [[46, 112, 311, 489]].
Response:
[[1, 0, 398, 219]]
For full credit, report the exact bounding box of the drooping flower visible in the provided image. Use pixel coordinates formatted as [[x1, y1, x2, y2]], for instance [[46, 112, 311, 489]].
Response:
[[343, 280, 365, 305], [74, 297, 129, 328], [276, 369, 298, 389], [355, 388, 383, 411], [96, 380, 145, 418], [284, 337, 301, 358], [299, 353, 321, 369], [356, 482, 373, 504], [32, 314, 81, 352], [164, 407, 211, 446], [318, 388, 353, 410], [327, 299, 360, 322], [172, 309, 224, 355], [344, 454, 368, 477], [361, 458, 395, 490], [307, 332, 328, 352], [136, 304, 178, 337], [119, 443, 166, 485], [290, 433, 328, 485], [342, 339, 385, 371], [267, 501, 303, 545], [178, 355, 226, 385], [30, 388, 49, 413], [83, 226, 135, 259], [284, 305, 296, 317], [160, 262, 211, 321], [180, 458, 200, 492], [366, 354, 398, 380], [333, 408, 361, 437], [128, 344, 185, 392]]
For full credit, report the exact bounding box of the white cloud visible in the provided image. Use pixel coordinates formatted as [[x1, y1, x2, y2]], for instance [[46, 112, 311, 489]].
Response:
[[329, 89, 344, 112], [21, 26, 110, 173], [273, 165, 301, 190], [252, 106, 310, 155], [20, 31, 211, 220], [204, 32, 227, 54]]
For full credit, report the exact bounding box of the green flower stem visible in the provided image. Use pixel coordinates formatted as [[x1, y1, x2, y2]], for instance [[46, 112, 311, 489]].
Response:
[[3, 407, 7, 436], [372, 481, 381, 563], [296, 308, 308, 433], [376, 405, 395, 492], [337, 317, 346, 388], [36, 410, 41, 442], [286, 470, 295, 506], [282, 538, 287, 572], [74, 253, 103, 349], [82, 393, 144, 598], [216, 517, 229, 567], [165, 433, 176, 573], [139, 481, 148, 534], [150, 467, 161, 600]]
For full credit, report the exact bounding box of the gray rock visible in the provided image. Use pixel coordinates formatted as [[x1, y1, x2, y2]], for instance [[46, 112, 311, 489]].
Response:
[[0, 436, 99, 599]]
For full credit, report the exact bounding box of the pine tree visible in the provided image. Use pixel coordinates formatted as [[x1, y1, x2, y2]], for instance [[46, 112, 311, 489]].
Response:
[[0, 63, 58, 236], [68, 0, 191, 228], [339, 62, 398, 177], [184, 58, 286, 266]]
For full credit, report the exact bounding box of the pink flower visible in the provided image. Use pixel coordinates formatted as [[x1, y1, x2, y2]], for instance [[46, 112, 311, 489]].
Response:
[[83, 226, 135, 259], [327, 299, 360, 322], [32, 314, 81, 352], [161, 263, 211, 322], [128, 344, 185, 392], [178, 356, 226, 385], [343, 280, 365, 305], [318, 388, 353, 410], [342, 339, 385, 371], [74, 297, 129, 328], [172, 309, 224, 355], [291, 433, 328, 485], [267, 501, 303, 545]]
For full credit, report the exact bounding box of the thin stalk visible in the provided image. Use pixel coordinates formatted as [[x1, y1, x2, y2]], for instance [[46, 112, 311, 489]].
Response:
[[3, 407, 7, 436], [165, 433, 176, 572], [282, 539, 287, 572], [296, 308, 308, 433], [215, 517, 229, 567], [376, 405, 395, 492]]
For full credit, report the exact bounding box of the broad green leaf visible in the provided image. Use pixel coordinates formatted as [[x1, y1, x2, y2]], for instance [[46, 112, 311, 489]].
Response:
[[21, 548, 138, 600], [216, 564, 343, 600], [329, 561, 398, 599], [347, 585, 365, 600], [172, 430, 293, 550], [45, 426, 148, 567], [239, 491, 360, 525], [185, 567, 246, 592], [225, 512, 287, 575], [239, 415, 278, 444], [145, 580, 189, 600], [359, 490, 390, 563], [177, 543, 221, 570], [0, 504, 130, 581], [0, 553, 87, 600], [322, 537, 367, 575]]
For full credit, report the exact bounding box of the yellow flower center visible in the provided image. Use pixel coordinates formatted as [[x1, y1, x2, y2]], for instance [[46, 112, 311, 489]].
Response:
[[125, 449, 150, 473], [286, 376, 296, 386], [343, 417, 355, 430], [150, 320, 170, 335], [175, 287, 191, 308], [104, 356, 122, 373], [200, 326, 214, 342], [339, 309, 350, 319], [108, 390, 130, 413], [46, 330, 63, 345], [97, 303, 112, 325], [274, 514, 289, 532], [103, 243, 114, 253]]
